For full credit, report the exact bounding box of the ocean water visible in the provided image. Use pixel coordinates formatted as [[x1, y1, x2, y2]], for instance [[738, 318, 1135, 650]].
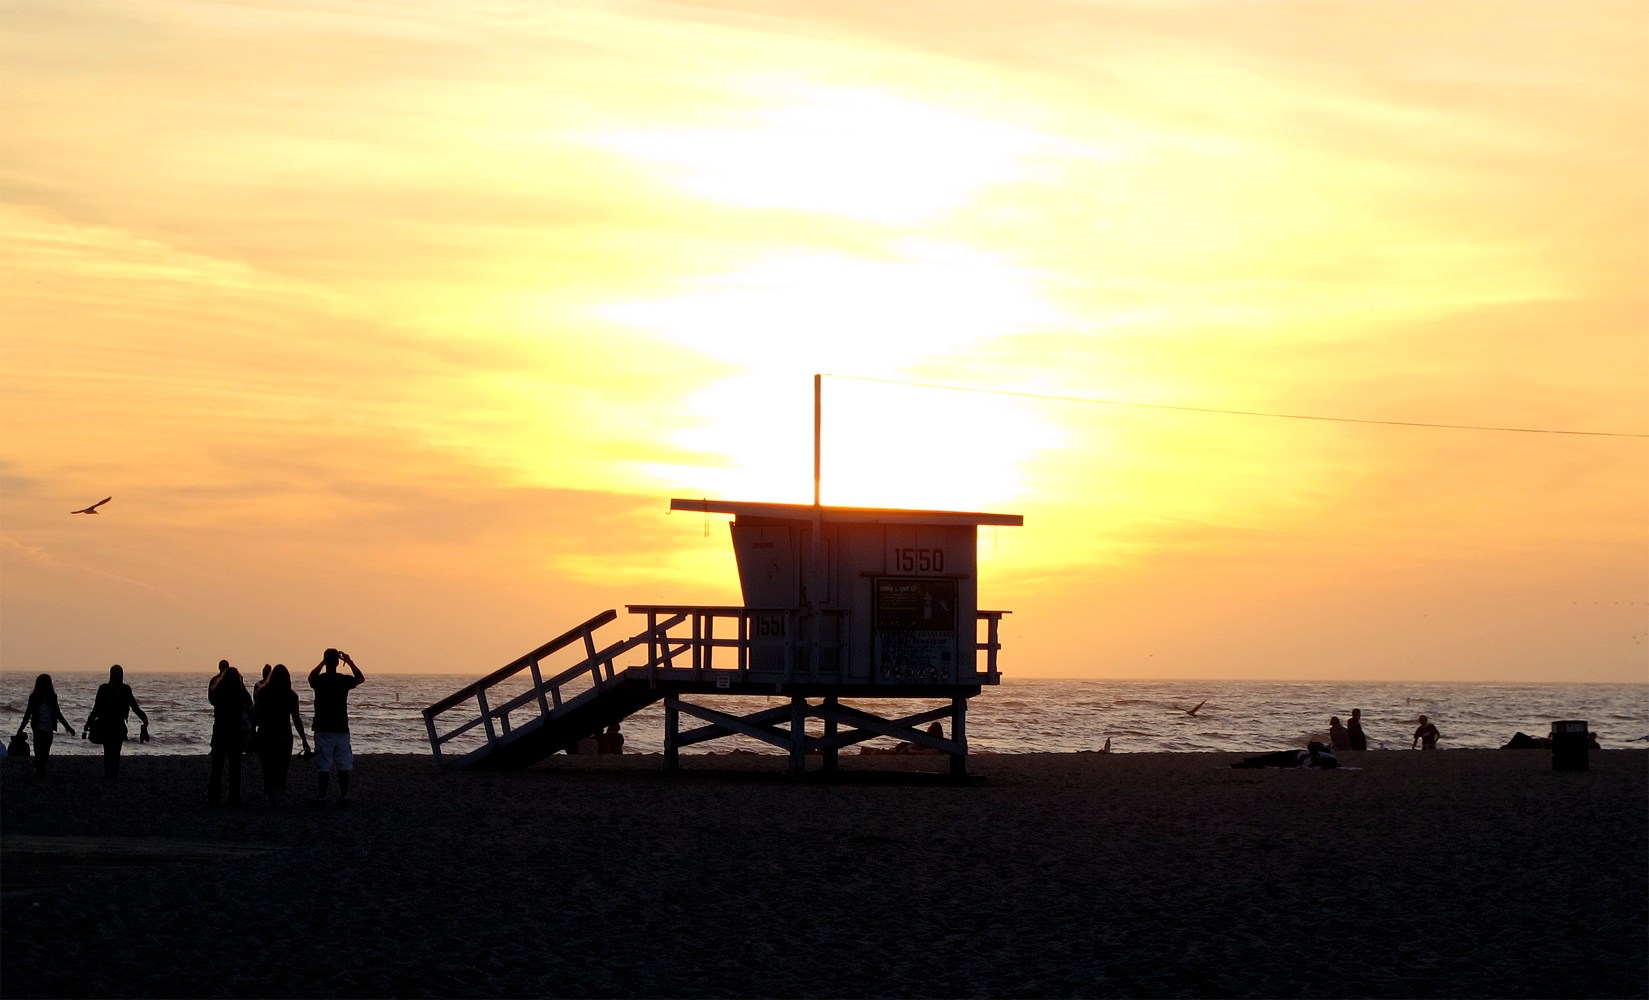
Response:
[[3, 672, 1644, 759]]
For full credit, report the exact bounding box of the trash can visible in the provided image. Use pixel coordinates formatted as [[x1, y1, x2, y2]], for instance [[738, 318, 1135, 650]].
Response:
[[1551, 719, 1589, 772]]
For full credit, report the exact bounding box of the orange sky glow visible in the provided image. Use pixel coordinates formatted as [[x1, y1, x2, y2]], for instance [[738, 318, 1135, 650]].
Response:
[[2, 0, 1645, 683]]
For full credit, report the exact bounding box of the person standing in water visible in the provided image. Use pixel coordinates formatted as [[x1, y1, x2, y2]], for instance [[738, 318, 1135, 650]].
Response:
[[308, 648, 363, 803], [17, 674, 75, 777], [85, 665, 149, 781]]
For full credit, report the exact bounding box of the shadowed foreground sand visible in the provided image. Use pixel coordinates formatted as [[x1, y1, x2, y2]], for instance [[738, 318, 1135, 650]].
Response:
[[3, 749, 1644, 999]]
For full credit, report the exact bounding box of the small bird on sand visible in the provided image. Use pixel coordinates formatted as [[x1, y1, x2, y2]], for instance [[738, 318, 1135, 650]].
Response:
[[71, 497, 112, 514]]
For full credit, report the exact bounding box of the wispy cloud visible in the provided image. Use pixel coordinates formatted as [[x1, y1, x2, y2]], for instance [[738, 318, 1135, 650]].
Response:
[[1, 0, 1642, 680]]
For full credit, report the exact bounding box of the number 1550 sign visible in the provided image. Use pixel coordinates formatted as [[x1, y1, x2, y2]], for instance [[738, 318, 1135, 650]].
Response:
[[893, 546, 946, 573]]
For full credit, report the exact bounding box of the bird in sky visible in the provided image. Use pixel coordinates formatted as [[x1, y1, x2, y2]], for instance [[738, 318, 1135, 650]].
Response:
[[71, 497, 111, 514]]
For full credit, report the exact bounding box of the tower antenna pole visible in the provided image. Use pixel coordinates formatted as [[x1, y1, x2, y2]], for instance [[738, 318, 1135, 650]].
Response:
[[809, 374, 825, 667], [814, 373, 822, 508]]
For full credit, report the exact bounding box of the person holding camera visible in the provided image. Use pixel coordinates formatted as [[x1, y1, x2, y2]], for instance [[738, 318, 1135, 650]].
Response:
[[308, 648, 364, 803]]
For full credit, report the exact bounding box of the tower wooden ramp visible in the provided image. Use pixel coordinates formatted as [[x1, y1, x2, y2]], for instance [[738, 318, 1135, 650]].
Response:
[[421, 609, 664, 770]]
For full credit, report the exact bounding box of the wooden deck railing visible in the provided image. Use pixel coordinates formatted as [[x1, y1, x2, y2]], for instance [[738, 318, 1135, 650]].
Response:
[[625, 605, 850, 682], [976, 610, 1008, 683]]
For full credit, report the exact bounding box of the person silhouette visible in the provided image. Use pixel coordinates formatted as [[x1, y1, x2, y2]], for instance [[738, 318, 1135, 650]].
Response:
[[308, 648, 364, 802], [1347, 709, 1368, 751], [17, 674, 75, 777], [1329, 716, 1350, 752], [252, 664, 273, 706], [252, 664, 310, 807], [1233, 741, 1340, 769], [84, 665, 149, 781], [1412, 715, 1441, 750], [596, 722, 625, 754], [208, 665, 251, 807]]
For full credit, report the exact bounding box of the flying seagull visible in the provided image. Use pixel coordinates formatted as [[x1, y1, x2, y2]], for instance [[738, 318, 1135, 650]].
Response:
[[1186, 699, 1207, 717], [71, 497, 111, 514]]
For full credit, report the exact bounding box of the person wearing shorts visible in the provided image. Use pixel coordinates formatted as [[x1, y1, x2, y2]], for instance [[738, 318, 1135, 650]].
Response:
[[309, 648, 364, 802]]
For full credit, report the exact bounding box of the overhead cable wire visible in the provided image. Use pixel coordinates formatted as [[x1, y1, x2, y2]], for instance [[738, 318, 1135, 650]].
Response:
[[821, 373, 1649, 439]]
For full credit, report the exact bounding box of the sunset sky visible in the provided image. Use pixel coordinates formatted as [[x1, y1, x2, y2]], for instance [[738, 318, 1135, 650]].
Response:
[[2, 0, 1645, 684]]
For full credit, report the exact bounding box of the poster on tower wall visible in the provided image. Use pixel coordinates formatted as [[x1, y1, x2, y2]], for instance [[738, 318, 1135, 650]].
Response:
[[873, 577, 958, 683]]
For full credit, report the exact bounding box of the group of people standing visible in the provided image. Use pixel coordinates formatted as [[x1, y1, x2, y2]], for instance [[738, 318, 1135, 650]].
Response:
[[1327, 709, 1442, 752], [11, 647, 365, 810], [15, 666, 149, 781], [207, 648, 363, 808]]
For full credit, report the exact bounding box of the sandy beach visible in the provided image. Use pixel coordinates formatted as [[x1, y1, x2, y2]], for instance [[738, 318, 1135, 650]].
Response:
[[3, 749, 1644, 999]]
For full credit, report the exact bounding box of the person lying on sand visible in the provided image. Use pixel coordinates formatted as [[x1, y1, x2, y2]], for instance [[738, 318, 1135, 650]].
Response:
[[1231, 741, 1340, 769]]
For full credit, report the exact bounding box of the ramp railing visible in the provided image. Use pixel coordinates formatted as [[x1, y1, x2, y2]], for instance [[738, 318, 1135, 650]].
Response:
[[422, 609, 678, 766]]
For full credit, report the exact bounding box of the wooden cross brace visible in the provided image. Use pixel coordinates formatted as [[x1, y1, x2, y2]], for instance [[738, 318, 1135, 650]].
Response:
[[668, 697, 963, 755]]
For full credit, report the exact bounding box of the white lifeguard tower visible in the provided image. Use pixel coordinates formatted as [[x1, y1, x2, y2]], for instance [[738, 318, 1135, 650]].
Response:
[[423, 496, 1021, 776]]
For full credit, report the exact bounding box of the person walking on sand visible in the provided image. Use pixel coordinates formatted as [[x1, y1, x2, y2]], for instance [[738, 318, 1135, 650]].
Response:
[[17, 674, 75, 777], [84, 665, 149, 781], [208, 665, 252, 808], [1347, 709, 1368, 751], [309, 648, 363, 803], [1412, 715, 1441, 750], [252, 664, 309, 807]]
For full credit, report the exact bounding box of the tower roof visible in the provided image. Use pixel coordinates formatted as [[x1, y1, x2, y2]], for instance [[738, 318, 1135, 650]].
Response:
[[670, 498, 1023, 527]]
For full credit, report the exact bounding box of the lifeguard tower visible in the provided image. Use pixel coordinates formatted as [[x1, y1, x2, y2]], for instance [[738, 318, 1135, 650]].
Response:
[[423, 498, 1021, 775]]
